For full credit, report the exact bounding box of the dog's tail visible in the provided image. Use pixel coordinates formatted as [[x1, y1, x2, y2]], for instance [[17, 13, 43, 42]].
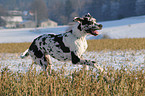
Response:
[[20, 49, 29, 59]]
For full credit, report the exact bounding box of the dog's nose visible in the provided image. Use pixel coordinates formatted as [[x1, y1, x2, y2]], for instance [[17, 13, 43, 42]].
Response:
[[98, 24, 103, 28]]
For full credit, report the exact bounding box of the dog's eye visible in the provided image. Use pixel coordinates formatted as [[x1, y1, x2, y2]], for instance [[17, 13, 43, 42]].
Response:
[[88, 21, 93, 25]]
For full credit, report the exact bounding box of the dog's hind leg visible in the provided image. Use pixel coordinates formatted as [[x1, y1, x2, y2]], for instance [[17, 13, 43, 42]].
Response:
[[28, 51, 51, 76], [45, 55, 52, 76]]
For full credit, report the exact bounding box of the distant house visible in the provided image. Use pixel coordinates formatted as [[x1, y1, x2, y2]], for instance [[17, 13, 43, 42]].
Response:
[[22, 11, 34, 20], [8, 10, 23, 16], [17, 20, 36, 28], [40, 19, 58, 27], [1, 16, 23, 28], [1, 16, 23, 22]]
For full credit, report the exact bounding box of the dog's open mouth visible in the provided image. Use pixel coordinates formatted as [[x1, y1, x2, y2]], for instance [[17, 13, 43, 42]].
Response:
[[91, 29, 99, 36], [86, 29, 99, 36]]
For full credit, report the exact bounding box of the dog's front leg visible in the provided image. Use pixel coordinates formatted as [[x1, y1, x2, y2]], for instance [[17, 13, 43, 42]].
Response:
[[80, 55, 89, 70], [71, 51, 103, 72]]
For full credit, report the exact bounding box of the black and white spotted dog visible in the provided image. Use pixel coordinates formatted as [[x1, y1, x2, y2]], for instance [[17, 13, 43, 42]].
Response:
[[21, 13, 103, 74]]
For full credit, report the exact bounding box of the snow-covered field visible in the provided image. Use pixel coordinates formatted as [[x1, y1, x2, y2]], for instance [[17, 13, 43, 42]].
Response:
[[0, 50, 145, 73], [0, 15, 145, 73]]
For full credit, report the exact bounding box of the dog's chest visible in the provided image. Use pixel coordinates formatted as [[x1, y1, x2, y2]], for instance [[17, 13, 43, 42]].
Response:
[[63, 33, 88, 56], [73, 37, 87, 55]]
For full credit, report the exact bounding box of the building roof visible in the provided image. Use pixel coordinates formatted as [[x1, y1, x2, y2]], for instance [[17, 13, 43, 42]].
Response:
[[1, 16, 23, 22], [40, 19, 57, 24]]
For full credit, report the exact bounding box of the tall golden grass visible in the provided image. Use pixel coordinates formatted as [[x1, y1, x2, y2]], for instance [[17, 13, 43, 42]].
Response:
[[0, 66, 144, 96], [0, 38, 145, 53], [0, 42, 30, 53], [87, 38, 145, 51]]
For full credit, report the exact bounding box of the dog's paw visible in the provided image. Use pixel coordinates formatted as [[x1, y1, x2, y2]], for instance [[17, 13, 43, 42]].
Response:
[[93, 63, 104, 72]]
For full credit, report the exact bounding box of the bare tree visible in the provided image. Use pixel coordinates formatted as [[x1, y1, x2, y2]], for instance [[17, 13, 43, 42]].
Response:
[[30, 0, 48, 26], [0, 5, 8, 26]]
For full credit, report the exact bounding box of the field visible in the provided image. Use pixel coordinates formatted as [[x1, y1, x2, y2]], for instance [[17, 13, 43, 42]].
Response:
[[0, 38, 145, 53], [0, 38, 145, 95]]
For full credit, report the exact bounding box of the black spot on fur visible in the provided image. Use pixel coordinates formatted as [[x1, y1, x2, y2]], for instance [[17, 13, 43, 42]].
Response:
[[56, 45, 59, 47], [57, 59, 60, 61], [71, 51, 80, 64], [49, 49, 52, 52], [78, 24, 82, 31], [69, 30, 72, 33], [57, 50, 61, 53], [39, 42, 42, 46], [43, 47, 46, 52], [44, 64, 47, 69], [64, 58, 68, 61], [82, 18, 92, 25], [50, 54, 55, 59], [48, 34, 55, 37], [61, 56, 64, 58], [29, 39, 43, 58], [35, 49, 43, 58], [64, 34, 67, 37], [37, 35, 43, 40], [44, 57, 47, 61], [53, 35, 70, 53], [40, 60, 43, 66], [92, 61, 96, 63], [29, 39, 36, 51], [42, 37, 47, 45]]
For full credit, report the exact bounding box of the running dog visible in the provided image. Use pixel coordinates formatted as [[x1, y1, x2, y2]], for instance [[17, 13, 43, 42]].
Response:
[[21, 13, 103, 74]]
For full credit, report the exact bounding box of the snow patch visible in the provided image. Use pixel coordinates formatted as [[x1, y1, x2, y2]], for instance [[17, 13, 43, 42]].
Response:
[[0, 50, 144, 73]]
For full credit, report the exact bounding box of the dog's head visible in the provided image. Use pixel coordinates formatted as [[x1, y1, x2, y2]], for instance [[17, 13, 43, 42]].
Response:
[[73, 13, 102, 36]]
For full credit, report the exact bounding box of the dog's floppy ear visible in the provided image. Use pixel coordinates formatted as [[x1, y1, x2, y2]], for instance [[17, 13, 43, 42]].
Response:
[[85, 13, 92, 17], [73, 17, 83, 22]]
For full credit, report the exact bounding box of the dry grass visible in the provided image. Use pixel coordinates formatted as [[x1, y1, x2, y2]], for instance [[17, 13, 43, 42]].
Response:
[[87, 38, 145, 51], [0, 67, 144, 96], [0, 38, 145, 53], [0, 42, 30, 53]]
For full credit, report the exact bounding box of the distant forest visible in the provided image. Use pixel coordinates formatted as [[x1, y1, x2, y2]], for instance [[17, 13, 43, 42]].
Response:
[[0, 0, 145, 25]]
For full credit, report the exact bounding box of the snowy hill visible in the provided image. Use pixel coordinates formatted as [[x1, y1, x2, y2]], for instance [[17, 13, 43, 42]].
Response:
[[89, 15, 145, 39], [0, 15, 145, 43], [0, 26, 68, 43]]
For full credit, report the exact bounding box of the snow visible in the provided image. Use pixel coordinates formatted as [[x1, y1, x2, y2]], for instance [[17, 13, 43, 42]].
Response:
[[0, 15, 145, 43], [0, 50, 144, 73], [0, 26, 68, 43]]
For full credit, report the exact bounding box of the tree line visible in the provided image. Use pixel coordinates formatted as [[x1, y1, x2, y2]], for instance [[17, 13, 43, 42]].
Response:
[[0, 0, 145, 25]]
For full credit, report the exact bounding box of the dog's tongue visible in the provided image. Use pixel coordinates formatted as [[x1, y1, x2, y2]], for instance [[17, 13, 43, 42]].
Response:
[[92, 30, 99, 35]]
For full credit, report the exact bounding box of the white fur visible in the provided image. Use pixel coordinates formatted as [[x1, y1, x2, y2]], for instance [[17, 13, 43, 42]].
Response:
[[63, 23, 88, 58]]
